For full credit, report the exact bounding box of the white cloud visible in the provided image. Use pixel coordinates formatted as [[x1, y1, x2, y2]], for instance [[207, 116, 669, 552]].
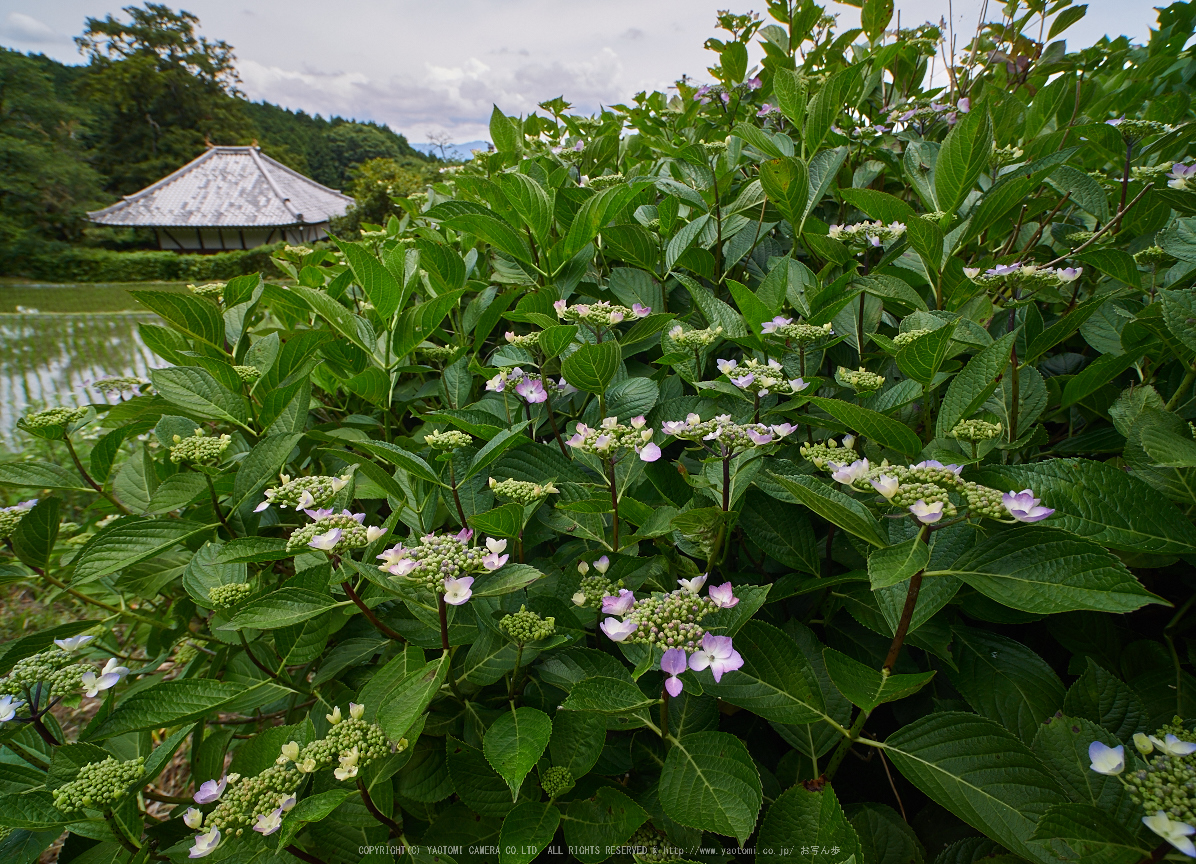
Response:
[[2, 12, 70, 44]]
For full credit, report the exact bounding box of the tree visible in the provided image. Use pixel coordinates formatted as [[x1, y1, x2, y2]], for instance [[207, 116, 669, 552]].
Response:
[[331, 156, 433, 234], [76, 3, 252, 193]]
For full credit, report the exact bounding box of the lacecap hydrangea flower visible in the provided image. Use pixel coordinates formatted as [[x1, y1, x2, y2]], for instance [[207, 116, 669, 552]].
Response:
[[719, 356, 809, 398], [566, 415, 661, 462], [254, 473, 351, 513], [660, 413, 795, 453], [377, 528, 505, 605]]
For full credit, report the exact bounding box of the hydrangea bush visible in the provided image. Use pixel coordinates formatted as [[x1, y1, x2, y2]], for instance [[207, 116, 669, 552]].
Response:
[[5, 2, 1196, 862]]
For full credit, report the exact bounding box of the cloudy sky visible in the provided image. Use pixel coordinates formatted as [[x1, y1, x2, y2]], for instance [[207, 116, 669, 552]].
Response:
[[1, 1, 1164, 144]]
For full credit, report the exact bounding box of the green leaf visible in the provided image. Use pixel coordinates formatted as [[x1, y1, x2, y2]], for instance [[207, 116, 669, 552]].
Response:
[[1031, 714, 1138, 822], [498, 173, 553, 244], [560, 341, 622, 395], [472, 562, 545, 597], [231, 433, 303, 519], [0, 462, 89, 492], [277, 790, 351, 849], [766, 472, 886, 548], [757, 785, 861, 862], [377, 656, 450, 741], [560, 676, 656, 715], [760, 156, 809, 229], [71, 519, 211, 584], [659, 731, 762, 845], [895, 325, 955, 387], [861, 0, 894, 40], [214, 537, 291, 563], [129, 290, 225, 349], [447, 735, 517, 817], [1025, 295, 1110, 362], [976, 458, 1196, 554], [288, 285, 376, 355], [222, 587, 343, 630], [353, 440, 444, 487], [561, 787, 647, 864], [1061, 352, 1142, 408], [539, 324, 578, 358], [1030, 803, 1148, 864], [739, 491, 819, 574], [804, 65, 859, 157], [467, 502, 525, 538], [490, 105, 520, 153], [143, 473, 206, 515], [150, 367, 249, 427], [0, 621, 99, 674], [804, 397, 923, 457], [936, 331, 1018, 437], [1077, 249, 1141, 289], [548, 710, 607, 779], [867, 536, 930, 590], [884, 712, 1066, 863], [927, 526, 1165, 614], [339, 239, 403, 318], [484, 707, 552, 799], [665, 214, 712, 273], [700, 620, 826, 724], [11, 498, 59, 573], [438, 207, 534, 264], [948, 626, 1066, 744], [822, 649, 935, 712], [935, 108, 993, 214], [1048, 4, 1087, 38], [0, 792, 78, 830], [463, 428, 528, 482], [88, 679, 244, 740], [500, 802, 561, 864], [394, 288, 469, 359], [1062, 658, 1147, 741]]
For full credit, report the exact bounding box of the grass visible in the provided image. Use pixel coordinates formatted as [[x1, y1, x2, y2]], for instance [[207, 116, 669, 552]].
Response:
[[0, 278, 191, 313]]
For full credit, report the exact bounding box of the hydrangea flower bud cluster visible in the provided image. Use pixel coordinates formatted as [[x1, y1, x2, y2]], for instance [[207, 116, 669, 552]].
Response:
[[816, 457, 1052, 525], [625, 825, 678, 864], [485, 367, 575, 404], [489, 477, 559, 504], [667, 324, 724, 350], [233, 365, 261, 383], [837, 367, 886, 394], [417, 344, 457, 363], [188, 282, 226, 297], [0, 499, 38, 539], [287, 509, 371, 553], [1091, 719, 1196, 856], [199, 707, 400, 839], [717, 357, 809, 398], [0, 648, 92, 703], [424, 429, 473, 450], [503, 331, 543, 350], [499, 606, 556, 643], [566, 416, 661, 462], [22, 406, 87, 431], [553, 298, 651, 328], [961, 262, 1082, 288], [600, 578, 734, 652], [53, 756, 144, 811], [951, 419, 1003, 443], [1107, 117, 1173, 142], [377, 529, 494, 598], [540, 766, 575, 798], [991, 145, 1024, 167], [1132, 162, 1176, 183], [208, 583, 253, 608], [169, 430, 232, 465], [1136, 245, 1175, 266], [255, 473, 351, 513], [759, 318, 834, 343], [587, 173, 626, 190], [174, 642, 200, 666], [91, 376, 148, 394], [798, 437, 855, 469], [828, 220, 906, 249], [892, 329, 933, 347], [571, 571, 623, 607], [660, 413, 795, 455]]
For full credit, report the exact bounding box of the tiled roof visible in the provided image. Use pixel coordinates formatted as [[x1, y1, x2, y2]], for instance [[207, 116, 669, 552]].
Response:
[[87, 146, 355, 228]]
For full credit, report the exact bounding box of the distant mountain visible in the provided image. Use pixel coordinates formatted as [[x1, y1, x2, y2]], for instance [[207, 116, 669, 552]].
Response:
[[409, 140, 491, 162]]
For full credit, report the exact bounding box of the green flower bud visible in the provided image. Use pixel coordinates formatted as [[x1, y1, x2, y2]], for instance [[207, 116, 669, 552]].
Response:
[[424, 429, 473, 450], [499, 606, 556, 644], [540, 765, 575, 798], [169, 430, 232, 465], [208, 583, 253, 608]]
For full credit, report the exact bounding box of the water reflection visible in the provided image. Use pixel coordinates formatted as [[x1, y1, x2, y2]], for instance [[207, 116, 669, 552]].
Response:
[[0, 313, 163, 444]]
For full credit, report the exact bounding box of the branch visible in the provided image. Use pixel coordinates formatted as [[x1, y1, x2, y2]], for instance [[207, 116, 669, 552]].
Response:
[[341, 581, 406, 643], [1044, 183, 1154, 267]]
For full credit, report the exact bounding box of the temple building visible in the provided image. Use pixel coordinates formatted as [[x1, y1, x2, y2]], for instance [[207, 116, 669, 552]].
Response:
[[87, 145, 355, 251]]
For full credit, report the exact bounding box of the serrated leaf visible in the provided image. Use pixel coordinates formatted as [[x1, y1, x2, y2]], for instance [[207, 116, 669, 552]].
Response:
[[71, 519, 212, 584], [766, 472, 886, 548], [884, 712, 1066, 863], [0, 462, 89, 492], [926, 526, 1165, 614], [935, 109, 993, 214], [377, 656, 449, 741], [88, 679, 245, 740], [804, 397, 923, 457], [560, 677, 656, 714], [561, 341, 622, 395], [936, 331, 1018, 437], [472, 562, 545, 597], [484, 706, 552, 799], [867, 536, 930, 591], [757, 784, 861, 862], [895, 325, 955, 387], [659, 731, 762, 846], [561, 787, 647, 864], [222, 587, 343, 630], [822, 649, 935, 712], [700, 620, 826, 724], [500, 801, 561, 864]]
